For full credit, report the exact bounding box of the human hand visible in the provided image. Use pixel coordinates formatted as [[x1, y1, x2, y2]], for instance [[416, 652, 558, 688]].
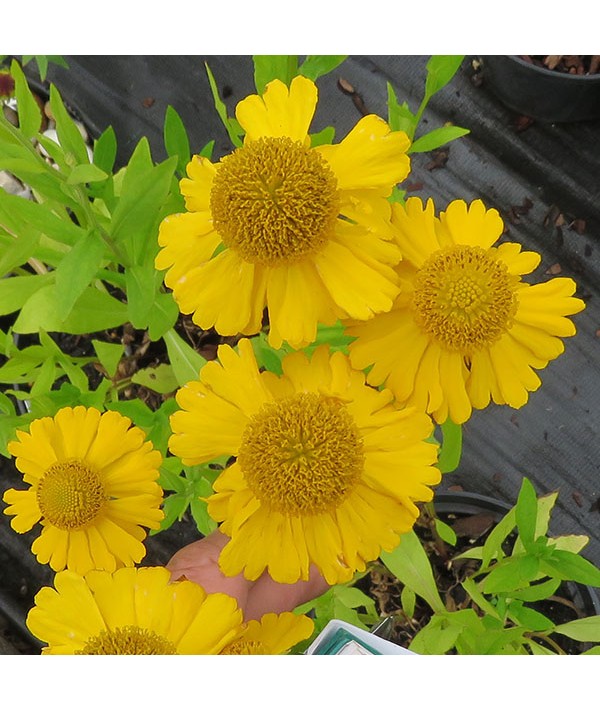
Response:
[[166, 529, 329, 620]]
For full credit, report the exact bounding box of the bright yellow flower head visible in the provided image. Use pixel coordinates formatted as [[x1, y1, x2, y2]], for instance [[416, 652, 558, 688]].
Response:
[[155, 75, 412, 350], [167, 338, 440, 586], [26, 567, 244, 654], [3, 406, 163, 575], [220, 612, 314, 655], [345, 197, 586, 424]]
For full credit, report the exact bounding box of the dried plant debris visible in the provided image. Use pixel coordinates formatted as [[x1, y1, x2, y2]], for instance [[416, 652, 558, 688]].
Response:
[[520, 55, 600, 75], [337, 78, 369, 116]]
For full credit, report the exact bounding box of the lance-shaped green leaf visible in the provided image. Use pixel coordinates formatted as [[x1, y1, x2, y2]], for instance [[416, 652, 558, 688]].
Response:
[[299, 55, 347, 82], [553, 616, 600, 643], [253, 55, 298, 93], [131, 364, 179, 395], [424, 55, 465, 100], [66, 163, 108, 185], [54, 230, 106, 320], [409, 125, 470, 154], [92, 339, 123, 378], [387, 82, 416, 136], [163, 105, 191, 175], [13, 284, 127, 334], [539, 549, 600, 587], [147, 292, 179, 342], [93, 125, 118, 174], [482, 554, 540, 594], [205, 63, 243, 148], [163, 328, 207, 387], [10, 59, 42, 138], [515, 477, 538, 551], [0, 273, 54, 315], [381, 530, 445, 613], [49, 83, 91, 166], [437, 419, 462, 473]]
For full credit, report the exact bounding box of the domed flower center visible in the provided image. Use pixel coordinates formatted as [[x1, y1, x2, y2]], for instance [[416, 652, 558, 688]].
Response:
[[77, 625, 177, 655], [210, 136, 340, 266], [220, 639, 268, 655], [36, 459, 107, 530], [413, 244, 518, 352], [238, 393, 364, 516]]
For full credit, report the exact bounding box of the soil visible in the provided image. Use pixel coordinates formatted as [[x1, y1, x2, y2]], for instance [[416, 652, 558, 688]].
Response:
[[356, 504, 595, 654], [520, 55, 600, 75]]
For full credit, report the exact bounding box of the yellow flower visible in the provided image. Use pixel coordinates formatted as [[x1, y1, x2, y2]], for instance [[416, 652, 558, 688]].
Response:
[[168, 338, 440, 585], [155, 75, 411, 349], [345, 198, 586, 424], [3, 406, 163, 575], [220, 612, 314, 655], [26, 567, 243, 654]]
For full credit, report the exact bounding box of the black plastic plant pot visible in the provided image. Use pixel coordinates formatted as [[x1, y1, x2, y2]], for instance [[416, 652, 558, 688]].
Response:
[[434, 490, 600, 618], [480, 55, 600, 123]]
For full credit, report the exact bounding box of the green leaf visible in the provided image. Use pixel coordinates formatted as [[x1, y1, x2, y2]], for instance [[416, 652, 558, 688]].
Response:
[[387, 83, 416, 136], [163, 105, 191, 175], [66, 163, 108, 185], [482, 554, 540, 594], [515, 477, 538, 551], [13, 284, 128, 334], [10, 60, 42, 138], [527, 640, 556, 655], [424, 56, 465, 100], [131, 364, 179, 394], [481, 507, 517, 568], [381, 530, 445, 614], [553, 616, 600, 643], [507, 600, 554, 632], [93, 125, 118, 174], [54, 231, 105, 320], [49, 83, 90, 166], [434, 517, 457, 546], [163, 328, 207, 386], [437, 419, 462, 473], [190, 492, 218, 536], [539, 549, 600, 587], [0, 187, 84, 248], [0, 273, 54, 316], [400, 585, 416, 618], [29, 356, 57, 396], [110, 150, 177, 266], [461, 577, 501, 619], [155, 493, 188, 533], [253, 55, 298, 93], [92, 339, 123, 378], [299, 55, 347, 81], [205, 63, 243, 148], [507, 577, 561, 602], [409, 125, 470, 154], [147, 292, 179, 342], [310, 126, 335, 147], [125, 264, 160, 329]]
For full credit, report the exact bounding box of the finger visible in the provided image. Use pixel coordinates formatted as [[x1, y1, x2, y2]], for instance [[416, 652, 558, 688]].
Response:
[[244, 564, 329, 620]]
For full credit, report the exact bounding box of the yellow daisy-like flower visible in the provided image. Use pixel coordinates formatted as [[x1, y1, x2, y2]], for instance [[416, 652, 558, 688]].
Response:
[[220, 612, 314, 655], [155, 75, 411, 349], [26, 567, 243, 654], [168, 338, 440, 586], [345, 198, 586, 425], [3, 406, 163, 575]]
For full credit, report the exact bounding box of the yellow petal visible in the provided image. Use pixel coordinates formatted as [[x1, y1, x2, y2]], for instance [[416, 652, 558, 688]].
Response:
[[316, 114, 411, 191], [236, 76, 317, 144], [436, 199, 504, 249]]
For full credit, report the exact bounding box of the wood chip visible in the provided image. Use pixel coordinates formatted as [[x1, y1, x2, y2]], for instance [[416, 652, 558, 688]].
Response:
[[546, 263, 562, 275], [451, 513, 496, 540]]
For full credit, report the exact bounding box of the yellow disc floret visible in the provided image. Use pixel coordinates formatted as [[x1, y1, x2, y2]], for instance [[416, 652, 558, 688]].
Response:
[[238, 392, 364, 515], [413, 244, 518, 352], [77, 625, 177, 655], [210, 136, 340, 265], [36, 459, 107, 530]]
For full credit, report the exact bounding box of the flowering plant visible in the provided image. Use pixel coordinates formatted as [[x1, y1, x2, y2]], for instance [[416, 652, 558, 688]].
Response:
[[0, 54, 598, 655]]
